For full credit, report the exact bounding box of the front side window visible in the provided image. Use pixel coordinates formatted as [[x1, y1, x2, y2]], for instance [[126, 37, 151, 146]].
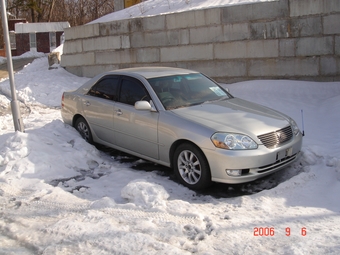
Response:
[[88, 77, 119, 100], [119, 78, 149, 106]]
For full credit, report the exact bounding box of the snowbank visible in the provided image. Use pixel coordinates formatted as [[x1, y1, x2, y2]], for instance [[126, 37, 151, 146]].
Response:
[[89, 0, 276, 23], [0, 55, 339, 255]]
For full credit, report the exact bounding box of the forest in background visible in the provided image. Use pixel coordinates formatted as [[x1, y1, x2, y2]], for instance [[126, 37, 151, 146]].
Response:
[[0, 0, 115, 48]]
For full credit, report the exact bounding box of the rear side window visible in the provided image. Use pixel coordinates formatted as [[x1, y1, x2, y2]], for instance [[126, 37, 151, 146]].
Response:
[[88, 77, 119, 100], [119, 78, 150, 105]]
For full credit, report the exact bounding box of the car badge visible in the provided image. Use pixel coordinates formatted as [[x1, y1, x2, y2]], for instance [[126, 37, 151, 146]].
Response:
[[276, 132, 283, 142]]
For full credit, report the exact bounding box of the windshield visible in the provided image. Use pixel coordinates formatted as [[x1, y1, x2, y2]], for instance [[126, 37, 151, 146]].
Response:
[[148, 73, 232, 110]]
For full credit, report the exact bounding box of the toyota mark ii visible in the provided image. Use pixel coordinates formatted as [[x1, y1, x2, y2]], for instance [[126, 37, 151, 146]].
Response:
[[61, 67, 303, 189]]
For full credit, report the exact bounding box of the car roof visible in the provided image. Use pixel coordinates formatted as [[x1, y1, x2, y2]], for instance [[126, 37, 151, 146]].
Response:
[[107, 67, 199, 79]]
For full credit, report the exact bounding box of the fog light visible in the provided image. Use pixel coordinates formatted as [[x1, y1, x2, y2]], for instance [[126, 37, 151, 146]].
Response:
[[226, 169, 242, 176]]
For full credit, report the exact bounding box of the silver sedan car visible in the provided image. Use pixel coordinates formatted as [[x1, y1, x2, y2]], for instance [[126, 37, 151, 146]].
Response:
[[61, 67, 303, 189]]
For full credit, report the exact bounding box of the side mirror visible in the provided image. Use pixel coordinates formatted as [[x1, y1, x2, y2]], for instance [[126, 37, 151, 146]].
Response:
[[135, 101, 152, 110]]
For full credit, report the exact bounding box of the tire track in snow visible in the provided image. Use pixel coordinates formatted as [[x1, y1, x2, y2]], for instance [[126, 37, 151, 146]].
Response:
[[101, 208, 199, 225], [0, 182, 200, 225]]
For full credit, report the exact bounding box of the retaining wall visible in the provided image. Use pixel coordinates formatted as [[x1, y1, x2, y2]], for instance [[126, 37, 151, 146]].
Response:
[[61, 0, 340, 83]]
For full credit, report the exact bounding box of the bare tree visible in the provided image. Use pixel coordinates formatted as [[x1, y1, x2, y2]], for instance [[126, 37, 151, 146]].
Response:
[[4, 0, 115, 26], [47, 0, 56, 22], [0, 0, 115, 48]]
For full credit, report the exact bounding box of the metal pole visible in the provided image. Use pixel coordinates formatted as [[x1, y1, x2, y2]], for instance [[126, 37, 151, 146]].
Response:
[[1, 0, 24, 132]]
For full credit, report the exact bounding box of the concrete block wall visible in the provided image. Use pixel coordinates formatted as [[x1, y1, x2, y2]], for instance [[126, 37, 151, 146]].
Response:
[[61, 0, 340, 82]]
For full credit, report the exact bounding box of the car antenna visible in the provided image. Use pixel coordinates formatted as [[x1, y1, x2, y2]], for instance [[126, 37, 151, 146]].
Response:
[[301, 109, 305, 136]]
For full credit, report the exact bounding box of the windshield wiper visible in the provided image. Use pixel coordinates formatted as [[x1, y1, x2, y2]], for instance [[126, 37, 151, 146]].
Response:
[[169, 98, 230, 110], [201, 96, 230, 104]]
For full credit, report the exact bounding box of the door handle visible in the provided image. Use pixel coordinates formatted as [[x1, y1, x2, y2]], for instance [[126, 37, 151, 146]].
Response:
[[84, 101, 91, 106], [115, 109, 123, 116]]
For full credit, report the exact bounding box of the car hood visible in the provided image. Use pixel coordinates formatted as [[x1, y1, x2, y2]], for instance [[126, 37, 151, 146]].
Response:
[[171, 98, 290, 137]]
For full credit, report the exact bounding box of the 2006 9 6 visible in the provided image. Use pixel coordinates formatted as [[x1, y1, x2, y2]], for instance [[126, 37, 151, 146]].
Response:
[[254, 227, 307, 236]]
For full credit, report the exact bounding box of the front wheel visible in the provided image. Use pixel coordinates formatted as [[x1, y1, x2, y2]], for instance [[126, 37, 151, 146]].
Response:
[[75, 117, 93, 143], [173, 143, 212, 190]]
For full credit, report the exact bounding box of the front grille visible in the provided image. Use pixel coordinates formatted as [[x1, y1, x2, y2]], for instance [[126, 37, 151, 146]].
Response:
[[258, 126, 293, 148]]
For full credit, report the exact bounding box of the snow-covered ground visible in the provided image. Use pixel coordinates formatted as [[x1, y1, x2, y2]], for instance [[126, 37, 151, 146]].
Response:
[[0, 0, 339, 254], [0, 55, 339, 255]]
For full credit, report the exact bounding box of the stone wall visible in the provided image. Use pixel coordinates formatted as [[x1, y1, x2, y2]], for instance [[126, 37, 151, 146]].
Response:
[[61, 0, 340, 83]]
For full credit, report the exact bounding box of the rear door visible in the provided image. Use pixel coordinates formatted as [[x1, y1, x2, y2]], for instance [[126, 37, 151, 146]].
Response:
[[113, 76, 159, 159], [82, 75, 119, 144]]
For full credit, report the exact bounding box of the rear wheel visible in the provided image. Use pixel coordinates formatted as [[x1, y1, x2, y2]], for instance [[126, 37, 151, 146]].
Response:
[[173, 143, 212, 189], [75, 117, 93, 143]]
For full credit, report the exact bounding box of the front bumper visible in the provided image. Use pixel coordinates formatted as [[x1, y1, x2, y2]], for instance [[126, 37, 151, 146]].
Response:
[[204, 133, 303, 184]]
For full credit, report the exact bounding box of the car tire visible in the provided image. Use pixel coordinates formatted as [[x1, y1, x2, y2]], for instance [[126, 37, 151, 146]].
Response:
[[173, 143, 212, 189], [75, 117, 93, 144]]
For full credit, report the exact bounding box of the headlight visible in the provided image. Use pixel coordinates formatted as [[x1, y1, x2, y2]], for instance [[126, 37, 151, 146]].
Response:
[[211, 133, 258, 150], [289, 118, 300, 136]]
